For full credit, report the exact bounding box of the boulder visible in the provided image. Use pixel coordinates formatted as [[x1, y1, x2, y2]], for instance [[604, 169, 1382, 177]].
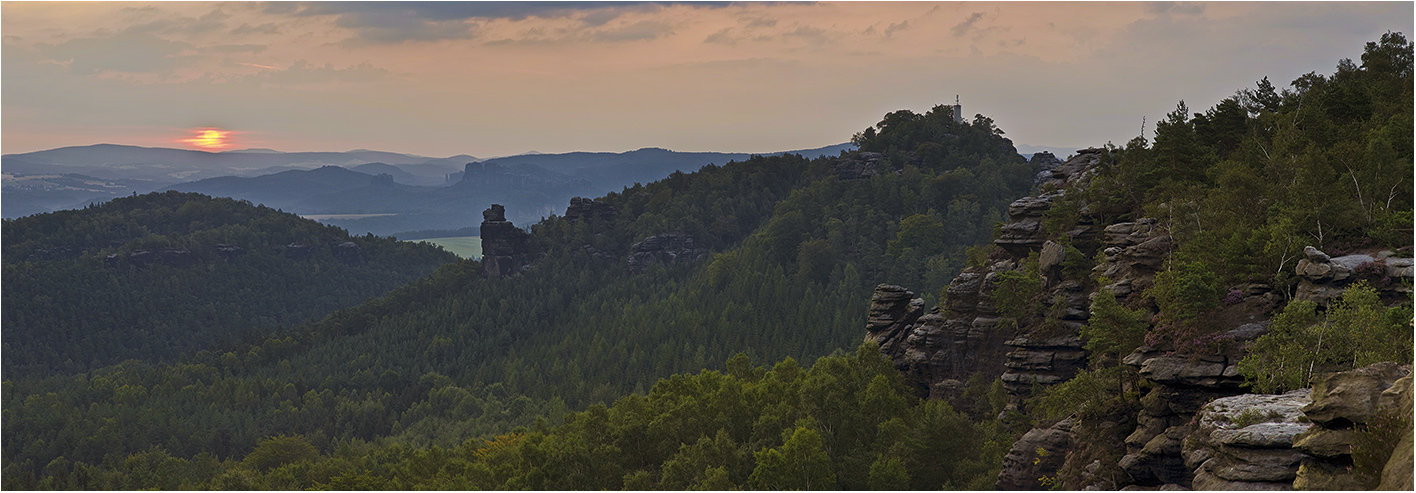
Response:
[[1291, 428, 1353, 458], [1181, 390, 1313, 490], [1302, 361, 1410, 428], [1039, 240, 1066, 275], [1294, 365, 1411, 490], [1293, 246, 1414, 306], [1377, 375, 1413, 491], [998, 418, 1075, 490], [1292, 459, 1363, 490]]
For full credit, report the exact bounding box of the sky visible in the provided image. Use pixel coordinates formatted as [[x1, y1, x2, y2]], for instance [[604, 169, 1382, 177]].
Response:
[[2, 1, 1412, 158]]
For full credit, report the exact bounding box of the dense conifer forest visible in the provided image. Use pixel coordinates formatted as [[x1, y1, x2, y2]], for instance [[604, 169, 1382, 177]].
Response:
[[2, 33, 1411, 490], [2, 192, 459, 377]]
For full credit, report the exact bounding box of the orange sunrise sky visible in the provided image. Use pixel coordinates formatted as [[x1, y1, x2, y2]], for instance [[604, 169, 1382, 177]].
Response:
[[2, 1, 1412, 158]]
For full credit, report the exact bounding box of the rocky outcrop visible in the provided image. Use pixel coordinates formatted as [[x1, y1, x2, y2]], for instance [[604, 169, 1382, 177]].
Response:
[[118, 248, 195, 268], [626, 233, 709, 274], [996, 151, 1105, 255], [332, 241, 364, 266], [999, 418, 1076, 490], [1294, 246, 1413, 306], [283, 243, 311, 260], [867, 262, 1026, 404], [1002, 332, 1088, 396], [1377, 375, 1413, 491], [214, 244, 244, 261], [480, 204, 531, 278], [1117, 323, 1270, 488], [1035, 147, 1104, 190], [863, 285, 924, 352], [832, 152, 885, 181], [1030, 151, 1064, 186], [564, 196, 617, 222], [1182, 390, 1314, 490], [158, 249, 194, 268], [1292, 362, 1411, 490], [868, 150, 1111, 409], [994, 191, 1063, 255], [1094, 219, 1168, 298]]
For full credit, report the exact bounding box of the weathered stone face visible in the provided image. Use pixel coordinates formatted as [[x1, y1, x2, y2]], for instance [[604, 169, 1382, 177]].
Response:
[[1180, 390, 1314, 490], [1285, 363, 1412, 490], [626, 233, 709, 274], [831, 152, 884, 181], [565, 196, 618, 222], [1302, 361, 1411, 428], [1377, 375, 1413, 491], [1293, 246, 1414, 306], [481, 204, 530, 278], [997, 418, 1074, 491]]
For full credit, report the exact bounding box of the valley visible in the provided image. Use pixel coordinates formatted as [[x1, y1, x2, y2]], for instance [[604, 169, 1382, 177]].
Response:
[[2, 30, 1412, 493]]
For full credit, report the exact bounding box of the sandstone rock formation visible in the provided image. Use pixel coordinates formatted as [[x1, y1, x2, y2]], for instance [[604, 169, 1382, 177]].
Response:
[[564, 196, 618, 222], [626, 233, 709, 274], [214, 244, 244, 261], [1117, 323, 1268, 488], [1182, 390, 1314, 490], [998, 418, 1075, 490], [1294, 246, 1413, 306], [1292, 362, 1412, 490], [119, 248, 196, 268], [1377, 375, 1413, 491], [332, 241, 364, 266], [866, 150, 1110, 410], [1030, 151, 1064, 186], [283, 243, 311, 260], [832, 152, 885, 181], [480, 204, 531, 278]]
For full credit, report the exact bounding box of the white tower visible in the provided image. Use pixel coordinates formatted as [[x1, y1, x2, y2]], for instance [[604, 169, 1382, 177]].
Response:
[[952, 95, 963, 125]]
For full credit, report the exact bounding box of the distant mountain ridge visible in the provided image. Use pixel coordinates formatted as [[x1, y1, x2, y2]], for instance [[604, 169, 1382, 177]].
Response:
[[5, 142, 860, 230]]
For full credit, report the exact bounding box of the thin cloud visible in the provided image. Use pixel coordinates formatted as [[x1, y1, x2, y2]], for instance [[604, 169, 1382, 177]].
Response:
[[36, 33, 192, 75], [209, 44, 267, 54], [124, 8, 231, 36], [884, 21, 909, 39], [591, 20, 676, 42], [240, 60, 393, 85], [231, 23, 283, 36], [1145, 2, 1206, 16], [951, 12, 986, 38], [705, 28, 737, 45], [333, 11, 480, 46]]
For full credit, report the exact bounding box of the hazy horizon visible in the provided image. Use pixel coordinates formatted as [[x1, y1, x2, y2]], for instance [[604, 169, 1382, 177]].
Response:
[[4, 1, 1411, 157]]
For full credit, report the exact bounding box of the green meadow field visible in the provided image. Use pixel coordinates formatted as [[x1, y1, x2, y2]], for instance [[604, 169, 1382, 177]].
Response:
[[410, 236, 481, 259]]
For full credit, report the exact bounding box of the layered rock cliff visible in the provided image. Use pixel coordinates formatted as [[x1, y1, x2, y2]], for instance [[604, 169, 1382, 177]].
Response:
[[866, 149, 1110, 411], [861, 145, 1414, 490], [480, 204, 531, 278]]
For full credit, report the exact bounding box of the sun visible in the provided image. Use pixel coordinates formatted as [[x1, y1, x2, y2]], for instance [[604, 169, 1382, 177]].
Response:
[[180, 127, 233, 151]]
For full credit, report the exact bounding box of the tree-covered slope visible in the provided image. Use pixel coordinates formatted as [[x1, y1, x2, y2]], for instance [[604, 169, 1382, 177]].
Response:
[[1, 191, 459, 378], [964, 33, 1413, 490], [2, 104, 1035, 488]]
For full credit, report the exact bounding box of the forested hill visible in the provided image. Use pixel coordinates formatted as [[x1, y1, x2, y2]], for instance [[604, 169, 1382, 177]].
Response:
[[2, 103, 1037, 489], [1, 192, 459, 377]]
